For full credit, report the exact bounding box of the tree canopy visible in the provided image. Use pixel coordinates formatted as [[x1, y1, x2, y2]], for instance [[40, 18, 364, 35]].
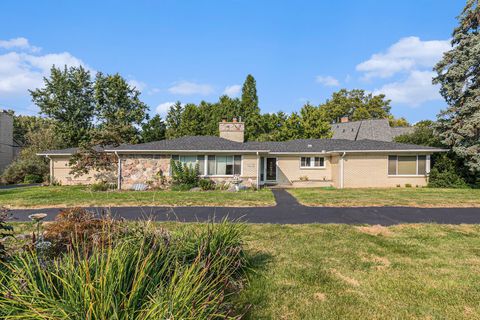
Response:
[[433, 0, 480, 174]]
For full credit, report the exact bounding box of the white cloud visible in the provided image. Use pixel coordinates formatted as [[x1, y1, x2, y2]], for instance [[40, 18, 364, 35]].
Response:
[[0, 37, 40, 52], [315, 75, 340, 87], [223, 84, 241, 97], [168, 81, 214, 95], [373, 71, 441, 106], [156, 101, 176, 116], [128, 79, 147, 91], [356, 36, 450, 79], [0, 50, 89, 97]]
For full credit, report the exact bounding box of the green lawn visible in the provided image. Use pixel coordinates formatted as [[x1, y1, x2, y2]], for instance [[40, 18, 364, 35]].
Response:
[[0, 185, 275, 208], [7, 222, 480, 319], [237, 223, 480, 319], [288, 187, 480, 207]]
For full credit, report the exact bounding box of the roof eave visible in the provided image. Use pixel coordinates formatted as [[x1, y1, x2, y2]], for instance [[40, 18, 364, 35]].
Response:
[[105, 149, 270, 153]]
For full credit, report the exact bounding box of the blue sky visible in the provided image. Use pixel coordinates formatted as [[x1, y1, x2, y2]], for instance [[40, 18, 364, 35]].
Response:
[[0, 1, 465, 123]]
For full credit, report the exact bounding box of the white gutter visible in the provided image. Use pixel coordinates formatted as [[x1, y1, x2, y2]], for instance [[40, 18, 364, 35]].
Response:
[[330, 149, 447, 153], [340, 152, 346, 189], [114, 151, 121, 190], [106, 149, 270, 153], [38, 148, 446, 156], [256, 151, 260, 189], [36, 153, 74, 156]]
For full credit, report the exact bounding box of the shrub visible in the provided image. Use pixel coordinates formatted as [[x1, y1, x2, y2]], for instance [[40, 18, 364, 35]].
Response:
[[91, 181, 117, 192], [0, 219, 248, 319], [23, 173, 43, 184], [0, 207, 13, 262], [43, 207, 117, 254], [170, 159, 200, 188], [405, 183, 412, 188], [199, 178, 215, 191], [428, 155, 469, 188], [1, 157, 48, 184]]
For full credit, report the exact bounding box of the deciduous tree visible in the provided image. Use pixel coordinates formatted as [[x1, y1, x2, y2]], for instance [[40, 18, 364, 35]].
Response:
[[30, 66, 95, 147]]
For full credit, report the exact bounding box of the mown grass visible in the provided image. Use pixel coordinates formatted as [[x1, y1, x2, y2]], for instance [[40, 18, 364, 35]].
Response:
[[0, 185, 275, 208], [288, 187, 480, 207], [238, 223, 480, 319], [5, 222, 480, 319]]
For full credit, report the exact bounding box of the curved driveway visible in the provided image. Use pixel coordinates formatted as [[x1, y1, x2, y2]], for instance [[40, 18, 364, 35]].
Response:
[[8, 189, 480, 225]]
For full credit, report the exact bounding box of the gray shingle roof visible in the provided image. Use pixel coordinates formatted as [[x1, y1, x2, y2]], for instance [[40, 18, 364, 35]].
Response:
[[245, 139, 442, 153], [39, 135, 444, 155], [111, 136, 267, 152], [332, 119, 414, 142]]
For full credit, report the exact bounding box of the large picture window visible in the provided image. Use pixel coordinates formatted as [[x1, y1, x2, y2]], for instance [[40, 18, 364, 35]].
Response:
[[173, 155, 241, 176], [300, 156, 325, 168], [388, 155, 428, 176]]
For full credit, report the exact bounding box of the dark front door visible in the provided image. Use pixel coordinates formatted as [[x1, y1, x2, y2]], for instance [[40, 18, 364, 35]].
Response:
[[266, 157, 277, 181]]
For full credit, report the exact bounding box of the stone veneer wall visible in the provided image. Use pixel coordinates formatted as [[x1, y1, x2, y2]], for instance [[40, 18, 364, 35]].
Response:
[[120, 154, 171, 189], [120, 154, 259, 190]]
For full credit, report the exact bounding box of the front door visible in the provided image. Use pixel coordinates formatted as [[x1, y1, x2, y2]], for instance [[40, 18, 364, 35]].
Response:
[[266, 157, 277, 181]]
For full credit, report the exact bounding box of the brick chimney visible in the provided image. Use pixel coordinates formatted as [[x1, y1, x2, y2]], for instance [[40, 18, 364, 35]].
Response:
[[340, 116, 349, 123], [219, 118, 245, 142]]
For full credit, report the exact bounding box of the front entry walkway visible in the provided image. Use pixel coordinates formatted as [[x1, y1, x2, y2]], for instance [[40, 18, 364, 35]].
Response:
[[8, 189, 480, 225]]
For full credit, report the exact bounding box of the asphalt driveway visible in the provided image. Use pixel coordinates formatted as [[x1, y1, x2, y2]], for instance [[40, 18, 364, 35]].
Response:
[[8, 189, 480, 225]]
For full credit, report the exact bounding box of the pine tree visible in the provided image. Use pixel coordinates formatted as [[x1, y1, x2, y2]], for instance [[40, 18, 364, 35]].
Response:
[[433, 0, 480, 173], [165, 101, 184, 138], [240, 74, 261, 140], [141, 115, 166, 142]]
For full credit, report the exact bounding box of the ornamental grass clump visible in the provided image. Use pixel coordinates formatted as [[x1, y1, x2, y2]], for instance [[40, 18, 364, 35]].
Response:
[[0, 218, 248, 319]]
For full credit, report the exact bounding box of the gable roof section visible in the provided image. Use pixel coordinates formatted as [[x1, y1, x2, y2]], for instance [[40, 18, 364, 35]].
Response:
[[332, 119, 415, 142], [109, 136, 268, 152], [246, 139, 443, 153], [39, 136, 445, 156]]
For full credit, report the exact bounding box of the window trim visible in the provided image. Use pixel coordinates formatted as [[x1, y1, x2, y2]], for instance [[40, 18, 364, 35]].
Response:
[[172, 154, 242, 177], [387, 155, 429, 177], [299, 156, 326, 169]]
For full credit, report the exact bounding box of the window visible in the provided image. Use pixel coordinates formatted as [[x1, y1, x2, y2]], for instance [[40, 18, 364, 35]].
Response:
[[206, 155, 242, 176], [388, 155, 428, 176], [216, 156, 232, 175], [197, 155, 205, 175], [300, 156, 325, 168], [207, 155, 216, 175]]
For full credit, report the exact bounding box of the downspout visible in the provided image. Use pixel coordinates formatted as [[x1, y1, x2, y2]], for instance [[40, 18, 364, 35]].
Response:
[[115, 152, 121, 190], [340, 152, 346, 189], [46, 156, 53, 184], [256, 151, 260, 190]]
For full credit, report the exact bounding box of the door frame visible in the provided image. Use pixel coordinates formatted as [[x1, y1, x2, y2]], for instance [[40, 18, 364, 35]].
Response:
[[264, 157, 278, 183]]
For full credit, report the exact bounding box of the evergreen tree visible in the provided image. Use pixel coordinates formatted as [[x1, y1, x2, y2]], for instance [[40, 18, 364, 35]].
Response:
[[30, 66, 94, 148], [165, 101, 184, 138], [433, 0, 480, 174], [177, 103, 205, 136], [240, 74, 261, 140], [141, 115, 166, 143], [275, 113, 304, 141], [300, 103, 332, 139]]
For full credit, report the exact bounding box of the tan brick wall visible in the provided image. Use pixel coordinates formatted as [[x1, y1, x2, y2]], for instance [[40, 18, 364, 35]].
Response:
[[219, 122, 245, 142], [343, 153, 428, 188], [330, 155, 340, 188], [51, 156, 113, 185], [276, 155, 333, 186]]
